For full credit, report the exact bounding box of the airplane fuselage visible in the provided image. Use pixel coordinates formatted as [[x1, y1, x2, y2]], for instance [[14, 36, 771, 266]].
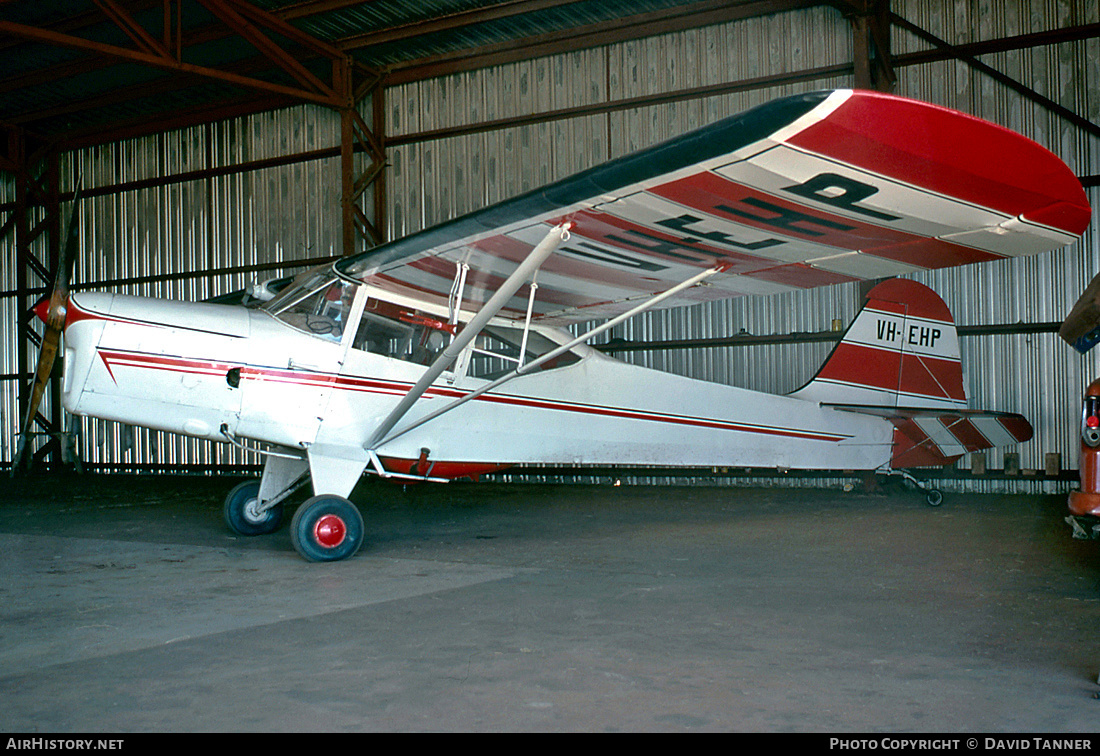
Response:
[[61, 287, 894, 496]]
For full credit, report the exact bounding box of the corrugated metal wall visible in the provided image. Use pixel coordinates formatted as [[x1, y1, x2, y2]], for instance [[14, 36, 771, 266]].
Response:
[[385, 0, 1099, 491], [3, 0, 1098, 491], [1, 104, 356, 470], [0, 177, 20, 467], [892, 0, 1100, 490]]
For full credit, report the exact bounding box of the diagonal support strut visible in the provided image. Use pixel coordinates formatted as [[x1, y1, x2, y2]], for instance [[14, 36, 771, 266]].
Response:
[[371, 262, 730, 451], [364, 222, 574, 450]]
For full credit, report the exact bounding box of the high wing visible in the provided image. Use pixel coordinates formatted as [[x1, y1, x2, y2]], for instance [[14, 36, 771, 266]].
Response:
[[337, 89, 1091, 325]]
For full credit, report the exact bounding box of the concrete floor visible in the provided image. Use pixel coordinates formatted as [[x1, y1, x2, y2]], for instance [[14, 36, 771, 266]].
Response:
[[0, 472, 1098, 733]]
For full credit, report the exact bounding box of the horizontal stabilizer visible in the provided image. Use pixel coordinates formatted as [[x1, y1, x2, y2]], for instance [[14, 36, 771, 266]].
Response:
[[831, 405, 1033, 468]]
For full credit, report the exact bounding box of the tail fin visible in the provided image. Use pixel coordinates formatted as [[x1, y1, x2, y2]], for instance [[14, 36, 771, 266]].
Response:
[[790, 279, 1033, 468], [789, 279, 966, 409]]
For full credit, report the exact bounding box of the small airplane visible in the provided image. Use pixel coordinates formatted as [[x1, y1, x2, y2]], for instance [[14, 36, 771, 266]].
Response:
[[14, 89, 1092, 561]]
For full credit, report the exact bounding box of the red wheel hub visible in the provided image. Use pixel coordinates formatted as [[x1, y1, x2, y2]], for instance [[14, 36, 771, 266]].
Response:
[[313, 514, 347, 548]]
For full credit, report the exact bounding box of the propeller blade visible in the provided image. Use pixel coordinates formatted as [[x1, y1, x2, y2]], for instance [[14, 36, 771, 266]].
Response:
[[12, 185, 81, 472], [1060, 272, 1100, 353], [12, 301, 64, 469]]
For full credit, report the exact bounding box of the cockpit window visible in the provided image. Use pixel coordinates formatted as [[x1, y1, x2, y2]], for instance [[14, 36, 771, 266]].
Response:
[[352, 298, 454, 365], [350, 298, 580, 376], [465, 325, 579, 380], [264, 271, 358, 341]]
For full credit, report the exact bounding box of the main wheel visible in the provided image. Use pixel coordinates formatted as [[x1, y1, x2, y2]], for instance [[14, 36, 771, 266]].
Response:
[[290, 494, 365, 562], [224, 479, 284, 536]]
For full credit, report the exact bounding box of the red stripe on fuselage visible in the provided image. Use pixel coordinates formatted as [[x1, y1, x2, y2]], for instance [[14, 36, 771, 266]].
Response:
[[94, 348, 852, 444]]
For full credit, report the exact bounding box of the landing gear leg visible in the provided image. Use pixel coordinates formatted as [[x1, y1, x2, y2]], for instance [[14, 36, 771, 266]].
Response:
[[224, 479, 284, 535], [223, 453, 309, 537], [888, 469, 943, 507]]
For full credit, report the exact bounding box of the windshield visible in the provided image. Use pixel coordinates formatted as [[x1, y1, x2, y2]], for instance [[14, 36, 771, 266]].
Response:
[[262, 265, 335, 312], [264, 268, 358, 341]]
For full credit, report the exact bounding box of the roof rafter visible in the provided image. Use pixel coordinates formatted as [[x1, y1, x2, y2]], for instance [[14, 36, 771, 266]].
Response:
[[378, 0, 822, 84], [0, 0, 349, 112], [1, 1, 1096, 151], [335, 0, 594, 51]]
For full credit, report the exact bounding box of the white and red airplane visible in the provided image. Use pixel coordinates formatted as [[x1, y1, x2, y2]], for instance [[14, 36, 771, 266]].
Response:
[[15, 89, 1092, 561]]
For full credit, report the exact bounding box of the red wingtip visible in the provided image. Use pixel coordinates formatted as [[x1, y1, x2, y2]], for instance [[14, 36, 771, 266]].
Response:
[[789, 90, 1092, 237]]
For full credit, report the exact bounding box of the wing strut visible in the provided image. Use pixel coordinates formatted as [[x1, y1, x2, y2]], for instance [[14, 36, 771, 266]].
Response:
[[372, 262, 730, 450], [364, 222, 573, 450]]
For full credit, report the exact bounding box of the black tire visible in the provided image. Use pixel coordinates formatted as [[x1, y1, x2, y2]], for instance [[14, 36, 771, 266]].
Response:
[[926, 489, 944, 507], [290, 494, 365, 562], [224, 479, 284, 536]]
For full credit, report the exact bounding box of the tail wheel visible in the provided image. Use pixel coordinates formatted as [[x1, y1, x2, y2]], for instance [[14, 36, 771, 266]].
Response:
[[290, 494, 365, 562], [224, 479, 283, 536]]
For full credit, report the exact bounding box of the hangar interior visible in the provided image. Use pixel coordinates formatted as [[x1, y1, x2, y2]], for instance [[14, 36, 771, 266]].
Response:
[[0, 0, 1098, 485]]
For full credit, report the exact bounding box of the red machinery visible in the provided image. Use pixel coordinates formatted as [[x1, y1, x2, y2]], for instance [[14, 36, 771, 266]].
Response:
[[1067, 379, 1100, 539]]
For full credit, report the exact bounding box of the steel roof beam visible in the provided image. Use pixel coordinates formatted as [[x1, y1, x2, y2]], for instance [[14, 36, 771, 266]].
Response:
[[0, 0, 349, 110], [891, 13, 1100, 140], [892, 22, 1100, 66], [0, 0, 162, 53], [846, 0, 894, 92], [0, 18, 342, 107], [91, 0, 171, 57], [382, 0, 822, 84], [334, 0, 593, 51], [196, 0, 338, 98]]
